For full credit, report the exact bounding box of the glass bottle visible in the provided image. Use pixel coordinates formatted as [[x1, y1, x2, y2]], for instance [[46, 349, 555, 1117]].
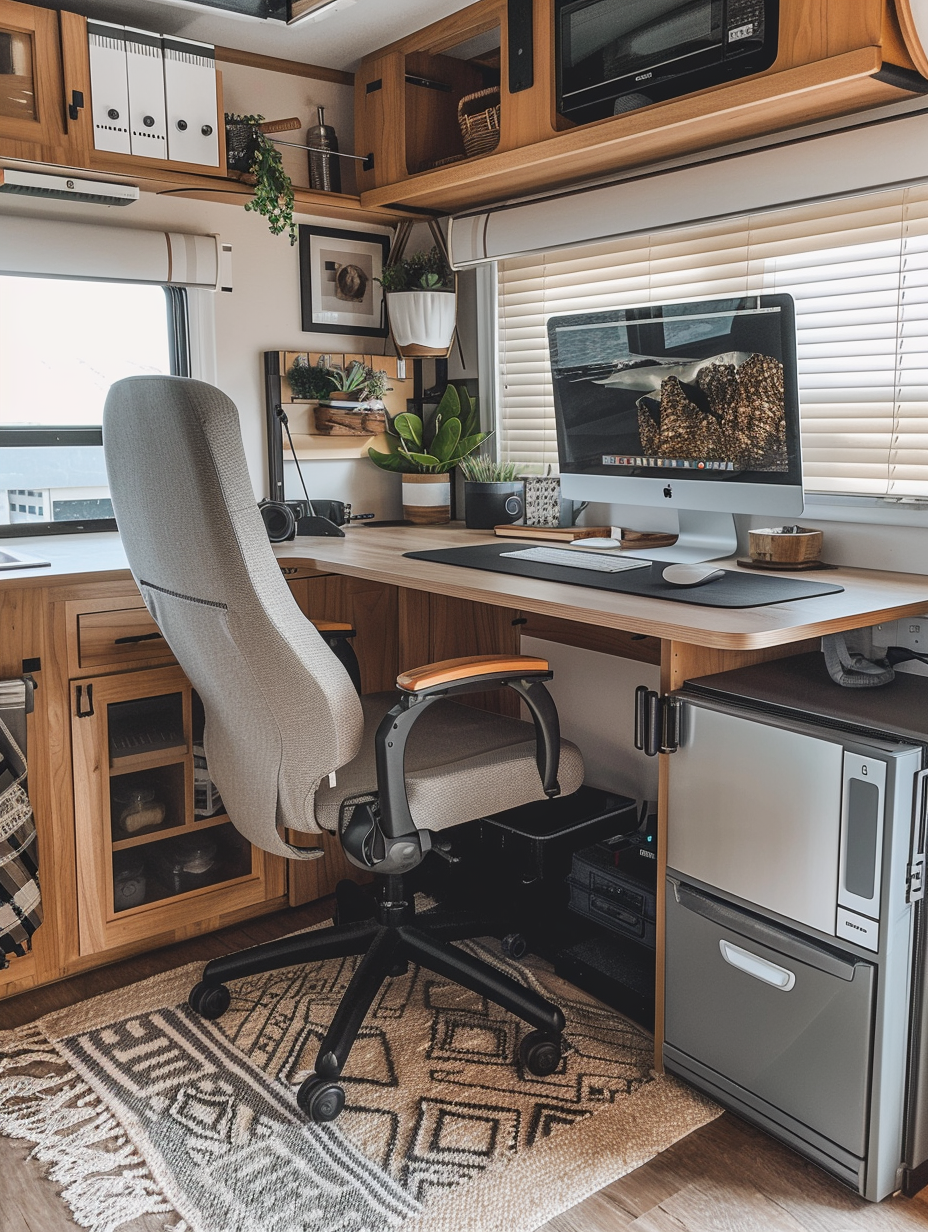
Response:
[[307, 106, 341, 194]]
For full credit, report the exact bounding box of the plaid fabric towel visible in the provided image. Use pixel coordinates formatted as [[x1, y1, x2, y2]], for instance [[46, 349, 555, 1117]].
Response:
[[0, 679, 42, 965]]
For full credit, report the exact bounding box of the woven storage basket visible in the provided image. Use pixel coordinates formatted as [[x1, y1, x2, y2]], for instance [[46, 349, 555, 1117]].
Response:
[[458, 86, 501, 157]]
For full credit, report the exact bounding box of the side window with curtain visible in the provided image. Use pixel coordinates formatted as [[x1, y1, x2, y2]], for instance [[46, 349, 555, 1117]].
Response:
[[0, 277, 186, 535], [496, 186, 928, 501]]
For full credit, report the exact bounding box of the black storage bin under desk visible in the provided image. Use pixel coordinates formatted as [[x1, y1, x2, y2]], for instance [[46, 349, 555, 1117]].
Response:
[[478, 785, 638, 883]]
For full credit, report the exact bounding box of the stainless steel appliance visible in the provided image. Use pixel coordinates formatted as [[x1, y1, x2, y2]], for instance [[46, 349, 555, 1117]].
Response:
[[661, 658, 928, 1201], [556, 0, 779, 123]]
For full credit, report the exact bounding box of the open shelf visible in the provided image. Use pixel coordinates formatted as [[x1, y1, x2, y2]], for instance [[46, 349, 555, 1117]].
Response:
[[359, 48, 916, 214]]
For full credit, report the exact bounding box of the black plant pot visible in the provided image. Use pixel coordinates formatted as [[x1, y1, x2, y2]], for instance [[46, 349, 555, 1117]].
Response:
[[464, 481, 524, 530]]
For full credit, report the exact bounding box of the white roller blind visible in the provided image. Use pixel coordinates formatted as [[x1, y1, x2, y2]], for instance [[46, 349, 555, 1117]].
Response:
[[0, 216, 228, 290], [497, 185, 928, 498]]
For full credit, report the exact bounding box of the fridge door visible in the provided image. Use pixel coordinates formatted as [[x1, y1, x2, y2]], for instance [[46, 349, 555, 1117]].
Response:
[[665, 878, 875, 1157], [668, 699, 844, 934]]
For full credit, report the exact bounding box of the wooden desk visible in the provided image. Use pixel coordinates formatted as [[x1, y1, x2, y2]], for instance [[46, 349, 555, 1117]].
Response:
[[275, 524, 928, 1064], [5, 525, 928, 1056]]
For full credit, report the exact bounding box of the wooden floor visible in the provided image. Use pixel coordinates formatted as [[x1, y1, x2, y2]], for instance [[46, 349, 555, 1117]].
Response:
[[3, 904, 928, 1232]]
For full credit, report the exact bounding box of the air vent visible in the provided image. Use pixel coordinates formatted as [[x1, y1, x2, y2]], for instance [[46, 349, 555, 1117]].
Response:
[[0, 169, 139, 206]]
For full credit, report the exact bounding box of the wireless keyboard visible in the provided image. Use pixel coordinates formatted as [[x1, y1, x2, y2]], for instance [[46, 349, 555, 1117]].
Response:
[[500, 546, 650, 573]]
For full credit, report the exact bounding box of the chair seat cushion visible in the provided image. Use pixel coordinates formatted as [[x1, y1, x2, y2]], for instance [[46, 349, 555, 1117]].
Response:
[[314, 693, 584, 834]]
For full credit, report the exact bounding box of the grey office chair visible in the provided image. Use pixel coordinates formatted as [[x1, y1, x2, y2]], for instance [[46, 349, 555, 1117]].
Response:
[[102, 376, 584, 1123]]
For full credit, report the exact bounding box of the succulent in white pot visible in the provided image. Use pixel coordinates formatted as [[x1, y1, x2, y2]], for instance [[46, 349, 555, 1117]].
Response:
[[377, 247, 456, 358]]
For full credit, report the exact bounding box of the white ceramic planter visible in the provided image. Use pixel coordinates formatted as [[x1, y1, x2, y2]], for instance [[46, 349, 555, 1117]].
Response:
[[386, 291, 456, 357], [402, 473, 452, 525]]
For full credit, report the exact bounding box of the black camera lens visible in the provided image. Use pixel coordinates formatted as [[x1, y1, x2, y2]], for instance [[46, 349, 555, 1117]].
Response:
[[259, 501, 296, 542]]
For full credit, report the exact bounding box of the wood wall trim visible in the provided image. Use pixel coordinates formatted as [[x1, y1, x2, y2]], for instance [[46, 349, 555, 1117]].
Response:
[[214, 45, 354, 88]]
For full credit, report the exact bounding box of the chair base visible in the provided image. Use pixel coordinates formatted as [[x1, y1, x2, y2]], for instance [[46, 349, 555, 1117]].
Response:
[[189, 876, 566, 1121]]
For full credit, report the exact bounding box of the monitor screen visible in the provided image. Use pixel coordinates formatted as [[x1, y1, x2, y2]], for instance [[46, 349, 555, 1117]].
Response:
[[547, 294, 801, 494]]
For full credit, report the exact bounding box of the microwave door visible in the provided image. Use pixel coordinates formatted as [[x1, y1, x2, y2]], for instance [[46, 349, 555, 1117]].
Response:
[[560, 0, 723, 106]]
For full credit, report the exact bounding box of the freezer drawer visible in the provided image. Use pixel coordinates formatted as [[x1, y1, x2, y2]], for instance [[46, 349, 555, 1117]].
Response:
[[665, 879, 875, 1157]]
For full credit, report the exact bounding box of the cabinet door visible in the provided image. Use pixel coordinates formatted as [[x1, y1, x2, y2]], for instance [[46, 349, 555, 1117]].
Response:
[[429, 593, 522, 716], [0, 0, 65, 149], [72, 665, 282, 955]]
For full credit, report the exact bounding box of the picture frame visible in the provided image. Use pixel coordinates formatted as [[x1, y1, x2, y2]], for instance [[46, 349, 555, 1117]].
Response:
[[299, 224, 390, 337]]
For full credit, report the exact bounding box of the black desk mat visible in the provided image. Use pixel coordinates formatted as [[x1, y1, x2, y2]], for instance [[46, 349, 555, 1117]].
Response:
[[404, 543, 845, 609]]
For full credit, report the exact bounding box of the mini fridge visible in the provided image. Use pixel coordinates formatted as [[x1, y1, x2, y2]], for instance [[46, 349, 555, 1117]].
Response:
[[661, 654, 928, 1201]]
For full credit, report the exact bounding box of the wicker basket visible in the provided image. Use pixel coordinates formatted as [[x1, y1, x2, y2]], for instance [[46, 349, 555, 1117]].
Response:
[[458, 87, 501, 158]]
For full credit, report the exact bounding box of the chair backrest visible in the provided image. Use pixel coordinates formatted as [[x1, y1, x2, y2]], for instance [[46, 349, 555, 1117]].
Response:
[[103, 375, 364, 858]]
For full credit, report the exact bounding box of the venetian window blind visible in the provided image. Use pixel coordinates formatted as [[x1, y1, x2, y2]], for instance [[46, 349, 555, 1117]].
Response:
[[497, 185, 928, 498]]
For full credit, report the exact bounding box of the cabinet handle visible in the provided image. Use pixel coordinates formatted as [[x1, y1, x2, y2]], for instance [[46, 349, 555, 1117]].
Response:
[[75, 683, 94, 718], [719, 939, 796, 991], [113, 631, 164, 646], [68, 90, 84, 121]]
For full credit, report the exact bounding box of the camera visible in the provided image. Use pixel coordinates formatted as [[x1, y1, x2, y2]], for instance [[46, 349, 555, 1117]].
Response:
[[258, 499, 348, 542]]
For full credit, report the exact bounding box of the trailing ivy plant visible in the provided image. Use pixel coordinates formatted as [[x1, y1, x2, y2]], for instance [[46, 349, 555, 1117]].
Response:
[[226, 114, 296, 244], [368, 384, 489, 473]]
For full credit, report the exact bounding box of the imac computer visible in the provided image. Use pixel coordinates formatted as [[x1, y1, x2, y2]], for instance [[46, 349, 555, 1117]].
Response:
[[547, 294, 803, 562]]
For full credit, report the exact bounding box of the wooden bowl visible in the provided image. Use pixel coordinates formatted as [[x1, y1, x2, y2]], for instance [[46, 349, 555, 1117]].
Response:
[[749, 525, 824, 563]]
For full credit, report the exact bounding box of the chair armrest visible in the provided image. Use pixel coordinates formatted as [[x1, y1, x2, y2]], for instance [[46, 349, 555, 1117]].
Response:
[[311, 620, 355, 635], [397, 654, 551, 694]]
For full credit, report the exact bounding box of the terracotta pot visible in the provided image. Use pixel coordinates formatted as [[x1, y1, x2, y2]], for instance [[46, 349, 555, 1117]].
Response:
[[402, 473, 451, 525], [386, 290, 456, 358]]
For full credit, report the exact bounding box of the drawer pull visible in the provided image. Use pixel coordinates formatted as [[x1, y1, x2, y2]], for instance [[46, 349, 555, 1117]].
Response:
[[719, 939, 795, 991], [113, 631, 164, 646]]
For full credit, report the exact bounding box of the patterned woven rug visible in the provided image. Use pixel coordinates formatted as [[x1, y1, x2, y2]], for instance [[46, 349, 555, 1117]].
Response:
[[0, 934, 719, 1232]]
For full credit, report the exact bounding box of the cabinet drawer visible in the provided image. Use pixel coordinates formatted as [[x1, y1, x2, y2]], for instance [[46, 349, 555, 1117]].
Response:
[[77, 607, 175, 671]]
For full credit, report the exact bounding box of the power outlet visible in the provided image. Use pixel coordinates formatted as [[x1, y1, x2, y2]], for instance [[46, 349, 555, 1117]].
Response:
[[895, 616, 928, 652]]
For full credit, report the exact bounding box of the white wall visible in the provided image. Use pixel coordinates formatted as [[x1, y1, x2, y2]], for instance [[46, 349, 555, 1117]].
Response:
[[0, 63, 408, 518]]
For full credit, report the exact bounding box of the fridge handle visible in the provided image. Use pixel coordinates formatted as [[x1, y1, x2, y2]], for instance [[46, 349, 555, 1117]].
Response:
[[909, 767, 928, 903]]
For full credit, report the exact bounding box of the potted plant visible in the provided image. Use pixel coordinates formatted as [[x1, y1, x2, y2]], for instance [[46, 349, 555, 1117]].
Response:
[[459, 456, 525, 529], [324, 360, 371, 402], [224, 113, 296, 244], [378, 245, 457, 358], [286, 355, 332, 402], [368, 384, 489, 524]]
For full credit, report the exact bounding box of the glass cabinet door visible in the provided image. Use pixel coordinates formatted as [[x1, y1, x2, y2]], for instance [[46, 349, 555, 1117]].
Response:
[[0, 0, 65, 147]]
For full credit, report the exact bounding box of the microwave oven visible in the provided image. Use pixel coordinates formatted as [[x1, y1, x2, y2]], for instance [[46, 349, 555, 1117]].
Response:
[[556, 0, 780, 123]]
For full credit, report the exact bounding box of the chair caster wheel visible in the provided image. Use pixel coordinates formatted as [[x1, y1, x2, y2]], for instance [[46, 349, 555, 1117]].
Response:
[[297, 1076, 345, 1122], [188, 981, 231, 1020], [501, 932, 528, 960], [519, 1030, 562, 1077]]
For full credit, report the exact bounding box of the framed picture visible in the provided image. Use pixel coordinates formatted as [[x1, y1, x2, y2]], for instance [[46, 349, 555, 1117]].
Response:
[[299, 224, 390, 337]]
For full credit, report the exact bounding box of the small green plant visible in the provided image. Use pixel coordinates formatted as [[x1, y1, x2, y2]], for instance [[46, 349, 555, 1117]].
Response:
[[368, 385, 489, 474], [459, 456, 520, 483], [363, 367, 392, 401], [377, 246, 454, 293], [287, 356, 332, 400], [326, 360, 369, 394], [226, 113, 296, 244]]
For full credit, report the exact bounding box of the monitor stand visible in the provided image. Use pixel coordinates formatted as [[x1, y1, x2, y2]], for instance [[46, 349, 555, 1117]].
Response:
[[626, 510, 738, 564]]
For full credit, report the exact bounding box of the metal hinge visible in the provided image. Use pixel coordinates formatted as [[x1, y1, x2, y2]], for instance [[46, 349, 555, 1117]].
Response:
[[634, 686, 683, 756], [75, 683, 94, 718], [908, 855, 926, 903]]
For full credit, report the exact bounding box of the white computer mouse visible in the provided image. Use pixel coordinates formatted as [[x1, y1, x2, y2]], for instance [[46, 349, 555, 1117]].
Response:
[[662, 563, 726, 588], [569, 537, 623, 550]]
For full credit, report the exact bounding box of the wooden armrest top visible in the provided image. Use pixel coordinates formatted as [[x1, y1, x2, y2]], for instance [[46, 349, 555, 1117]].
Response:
[[397, 654, 550, 692], [310, 620, 354, 632]]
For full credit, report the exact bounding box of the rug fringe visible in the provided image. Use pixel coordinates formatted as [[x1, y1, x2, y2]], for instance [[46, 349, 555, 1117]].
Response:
[[0, 1024, 177, 1232]]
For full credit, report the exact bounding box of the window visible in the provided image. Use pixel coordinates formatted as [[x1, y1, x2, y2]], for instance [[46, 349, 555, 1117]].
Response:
[[496, 185, 928, 500], [0, 277, 186, 535]]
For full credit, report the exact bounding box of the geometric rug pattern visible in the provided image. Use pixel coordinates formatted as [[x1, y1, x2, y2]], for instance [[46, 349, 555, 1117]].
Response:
[[0, 934, 720, 1232]]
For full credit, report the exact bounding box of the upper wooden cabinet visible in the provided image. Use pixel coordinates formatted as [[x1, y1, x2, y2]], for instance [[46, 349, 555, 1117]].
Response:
[[0, 0, 70, 157], [355, 0, 928, 214]]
